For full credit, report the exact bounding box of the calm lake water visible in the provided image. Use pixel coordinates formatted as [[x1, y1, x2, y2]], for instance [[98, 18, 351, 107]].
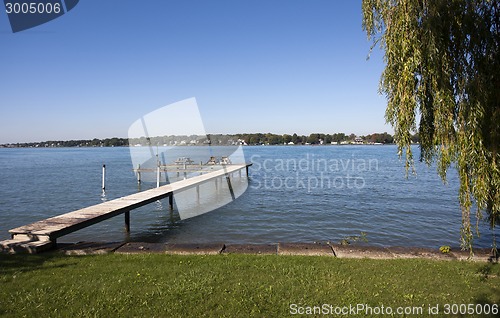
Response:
[[0, 146, 497, 248]]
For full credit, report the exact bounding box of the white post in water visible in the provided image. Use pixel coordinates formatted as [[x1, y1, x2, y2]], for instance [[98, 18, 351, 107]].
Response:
[[156, 164, 160, 188], [102, 164, 106, 191]]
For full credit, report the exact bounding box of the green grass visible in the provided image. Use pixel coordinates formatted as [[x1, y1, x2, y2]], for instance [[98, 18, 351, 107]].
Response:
[[0, 253, 499, 317]]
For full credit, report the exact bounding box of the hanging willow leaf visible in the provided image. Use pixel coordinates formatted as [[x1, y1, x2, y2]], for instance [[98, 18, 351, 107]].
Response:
[[362, 0, 500, 251]]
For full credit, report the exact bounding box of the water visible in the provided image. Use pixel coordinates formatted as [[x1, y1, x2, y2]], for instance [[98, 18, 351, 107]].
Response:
[[0, 146, 497, 249]]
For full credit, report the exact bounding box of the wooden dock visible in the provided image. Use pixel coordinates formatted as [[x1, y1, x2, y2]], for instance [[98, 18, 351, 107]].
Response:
[[0, 164, 251, 254]]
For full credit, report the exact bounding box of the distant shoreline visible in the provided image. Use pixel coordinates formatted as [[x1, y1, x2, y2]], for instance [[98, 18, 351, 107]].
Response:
[[0, 143, 399, 149], [1, 132, 414, 148]]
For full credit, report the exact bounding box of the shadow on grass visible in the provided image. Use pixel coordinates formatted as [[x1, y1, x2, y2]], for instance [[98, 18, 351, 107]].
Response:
[[0, 252, 78, 275], [473, 291, 500, 318], [476, 263, 500, 282], [472, 264, 500, 318]]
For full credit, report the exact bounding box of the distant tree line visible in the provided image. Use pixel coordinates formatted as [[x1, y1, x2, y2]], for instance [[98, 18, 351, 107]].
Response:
[[0, 132, 420, 148], [236, 133, 353, 145], [0, 138, 129, 148], [234, 132, 418, 145]]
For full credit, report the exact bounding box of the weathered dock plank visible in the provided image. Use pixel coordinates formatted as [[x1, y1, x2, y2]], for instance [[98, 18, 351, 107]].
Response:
[[4, 164, 250, 250]]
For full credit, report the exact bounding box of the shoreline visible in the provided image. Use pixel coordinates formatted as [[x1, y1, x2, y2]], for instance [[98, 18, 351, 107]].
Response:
[[52, 241, 497, 262]]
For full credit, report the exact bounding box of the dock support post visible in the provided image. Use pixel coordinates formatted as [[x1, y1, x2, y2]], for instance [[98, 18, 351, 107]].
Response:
[[246, 165, 249, 177], [226, 174, 235, 200], [137, 164, 141, 184], [124, 211, 130, 232], [168, 193, 173, 210], [102, 164, 106, 191]]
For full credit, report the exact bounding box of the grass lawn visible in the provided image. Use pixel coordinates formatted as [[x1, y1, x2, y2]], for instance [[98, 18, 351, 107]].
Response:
[[0, 253, 499, 317]]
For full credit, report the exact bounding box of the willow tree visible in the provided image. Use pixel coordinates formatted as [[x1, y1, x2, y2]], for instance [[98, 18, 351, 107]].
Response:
[[362, 0, 499, 251]]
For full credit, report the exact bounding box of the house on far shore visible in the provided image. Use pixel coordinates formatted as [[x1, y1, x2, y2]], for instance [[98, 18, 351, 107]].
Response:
[[354, 137, 364, 144], [237, 139, 248, 146]]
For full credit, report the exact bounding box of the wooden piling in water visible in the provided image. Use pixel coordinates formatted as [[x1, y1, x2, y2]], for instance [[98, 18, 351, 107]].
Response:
[[226, 174, 235, 200], [124, 211, 130, 232], [137, 164, 141, 183], [168, 193, 173, 210]]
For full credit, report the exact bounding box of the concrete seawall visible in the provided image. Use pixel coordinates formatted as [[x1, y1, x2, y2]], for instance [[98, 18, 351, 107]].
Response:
[[52, 241, 497, 262]]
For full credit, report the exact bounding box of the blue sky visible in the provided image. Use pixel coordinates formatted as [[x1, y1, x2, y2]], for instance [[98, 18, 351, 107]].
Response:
[[0, 0, 390, 143]]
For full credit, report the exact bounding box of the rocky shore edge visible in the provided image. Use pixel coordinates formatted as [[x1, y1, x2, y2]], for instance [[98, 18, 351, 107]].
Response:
[[52, 241, 499, 262]]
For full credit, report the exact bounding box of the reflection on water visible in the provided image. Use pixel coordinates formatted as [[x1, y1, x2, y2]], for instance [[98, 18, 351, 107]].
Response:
[[100, 191, 107, 203]]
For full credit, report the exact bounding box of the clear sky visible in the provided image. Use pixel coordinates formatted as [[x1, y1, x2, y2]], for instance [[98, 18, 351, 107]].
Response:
[[0, 0, 390, 144]]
